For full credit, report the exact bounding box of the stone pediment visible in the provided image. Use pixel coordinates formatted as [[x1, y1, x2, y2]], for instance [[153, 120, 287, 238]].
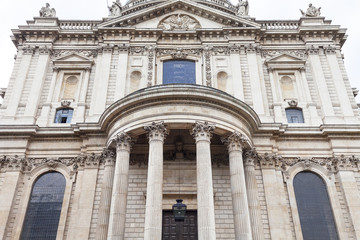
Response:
[[53, 53, 94, 69], [98, 0, 260, 29], [265, 53, 306, 70]]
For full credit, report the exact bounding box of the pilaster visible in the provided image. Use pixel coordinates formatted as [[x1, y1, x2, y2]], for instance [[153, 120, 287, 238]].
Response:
[[114, 45, 130, 100]]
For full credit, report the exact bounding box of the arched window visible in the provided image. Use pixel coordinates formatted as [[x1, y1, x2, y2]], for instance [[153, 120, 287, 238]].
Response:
[[21, 172, 66, 240], [294, 172, 339, 240], [54, 108, 73, 123], [163, 60, 196, 84], [286, 108, 304, 123]]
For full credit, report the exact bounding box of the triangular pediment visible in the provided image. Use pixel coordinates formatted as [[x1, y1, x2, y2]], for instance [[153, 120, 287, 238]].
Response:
[[53, 53, 94, 69], [98, 0, 261, 29], [54, 53, 93, 62], [267, 53, 305, 63], [265, 53, 306, 70]]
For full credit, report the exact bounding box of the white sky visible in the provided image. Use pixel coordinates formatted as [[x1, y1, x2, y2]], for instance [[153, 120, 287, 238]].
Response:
[[0, 0, 359, 102]]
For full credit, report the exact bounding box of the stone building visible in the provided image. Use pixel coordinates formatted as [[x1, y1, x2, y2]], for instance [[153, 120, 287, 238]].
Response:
[[0, 0, 359, 239]]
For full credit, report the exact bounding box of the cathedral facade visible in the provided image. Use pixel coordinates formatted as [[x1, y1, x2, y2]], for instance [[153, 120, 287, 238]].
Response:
[[0, 0, 360, 239]]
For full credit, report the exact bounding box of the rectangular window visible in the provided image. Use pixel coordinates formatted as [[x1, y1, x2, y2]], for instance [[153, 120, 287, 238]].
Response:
[[163, 60, 196, 84]]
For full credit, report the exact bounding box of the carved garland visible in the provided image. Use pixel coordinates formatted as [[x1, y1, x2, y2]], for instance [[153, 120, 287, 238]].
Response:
[[0, 149, 116, 172]]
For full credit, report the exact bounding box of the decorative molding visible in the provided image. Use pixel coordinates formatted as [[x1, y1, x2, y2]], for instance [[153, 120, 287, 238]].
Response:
[[245, 44, 259, 54], [229, 44, 241, 54], [158, 14, 201, 31], [144, 121, 169, 141], [0, 149, 116, 172], [212, 46, 230, 56], [221, 131, 248, 152], [61, 100, 72, 107], [243, 149, 360, 172], [262, 50, 306, 59], [204, 46, 212, 87], [147, 45, 156, 87], [21, 45, 35, 55], [39, 45, 53, 55], [130, 46, 146, 55], [53, 49, 98, 58], [157, 48, 202, 59], [191, 121, 215, 141], [287, 100, 298, 108]]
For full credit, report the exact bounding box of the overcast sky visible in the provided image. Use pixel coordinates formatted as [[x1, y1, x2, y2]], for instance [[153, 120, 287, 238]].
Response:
[[0, 0, 359, 102]]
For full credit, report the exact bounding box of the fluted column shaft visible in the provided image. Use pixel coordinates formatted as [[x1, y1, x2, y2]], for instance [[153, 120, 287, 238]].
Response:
[[144, 122, 168, 240], [96, 152, 116, 240], [222, 132, 252, 240], [192, 122, 216, 240], [108, 133, 132, 240], [244, 151, 265, 240]]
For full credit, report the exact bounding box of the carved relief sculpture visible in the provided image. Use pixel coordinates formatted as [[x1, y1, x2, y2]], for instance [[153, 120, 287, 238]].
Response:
[[39, 3, 56, 18], [159, 14, 201, 31], [300, 3, 321, 17]]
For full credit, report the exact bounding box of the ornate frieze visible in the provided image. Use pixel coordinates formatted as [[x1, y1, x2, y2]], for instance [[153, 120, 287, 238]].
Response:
[[53, 49, 98, 58], [191, 121, 215, 141], [130, 46, 146, 55], [243, 149, 360, 172], [262, 50, 306, 59], [144, 121, 169, 141], [157, 48, 202, 59], [212, 46, 230, 56], [158, 14, 201, 31], [0, 149, 116, 172]]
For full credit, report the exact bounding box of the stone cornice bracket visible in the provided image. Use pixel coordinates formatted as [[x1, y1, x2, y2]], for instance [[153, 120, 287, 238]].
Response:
[[191, 121, 216, 142], [306, 45, 319, 55], [144, 121, 169, 142], [243, 148, 260, 167], [221, 131, 248, 152], [115, 132, 134, 152]]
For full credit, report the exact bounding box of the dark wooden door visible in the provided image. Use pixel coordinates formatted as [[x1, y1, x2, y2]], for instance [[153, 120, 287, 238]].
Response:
[[162, 210, 198, 240]]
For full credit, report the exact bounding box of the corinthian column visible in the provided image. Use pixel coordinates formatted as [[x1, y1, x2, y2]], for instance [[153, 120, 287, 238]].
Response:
[[144, 122, 168, 240], [191, 121, 216, 240], [243, 150, 264, 240], [222, 132, 252, 240], [108, 132, 133, 240], [96, 150, 116, 240]]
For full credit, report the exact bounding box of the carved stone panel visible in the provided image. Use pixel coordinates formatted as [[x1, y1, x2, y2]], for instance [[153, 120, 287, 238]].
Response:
[[158, 14, 201, 31]]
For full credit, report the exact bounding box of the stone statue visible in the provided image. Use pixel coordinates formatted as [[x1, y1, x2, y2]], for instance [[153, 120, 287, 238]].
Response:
[[236, 0, 249, 16], [300, 3, 321, 17], [108, 0, 122, 17], [39, 3, 56, 18]]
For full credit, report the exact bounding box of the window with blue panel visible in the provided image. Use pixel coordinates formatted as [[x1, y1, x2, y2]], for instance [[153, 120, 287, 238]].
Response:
[[163, 60, 196, 84], [20, 172, 66, 240], [286, 108, 304, 123], [54, 108, 73, 123], [294, 172, 339, 240]]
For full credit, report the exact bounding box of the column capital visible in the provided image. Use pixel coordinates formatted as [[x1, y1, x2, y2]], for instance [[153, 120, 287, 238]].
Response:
[[221, 131, 247, 153], [115, 132, 133, 152], [191, 121, 215, 142], [243, 148, 259, 167], [101, 149, 116, 166], [144, 121, 168, 142]]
